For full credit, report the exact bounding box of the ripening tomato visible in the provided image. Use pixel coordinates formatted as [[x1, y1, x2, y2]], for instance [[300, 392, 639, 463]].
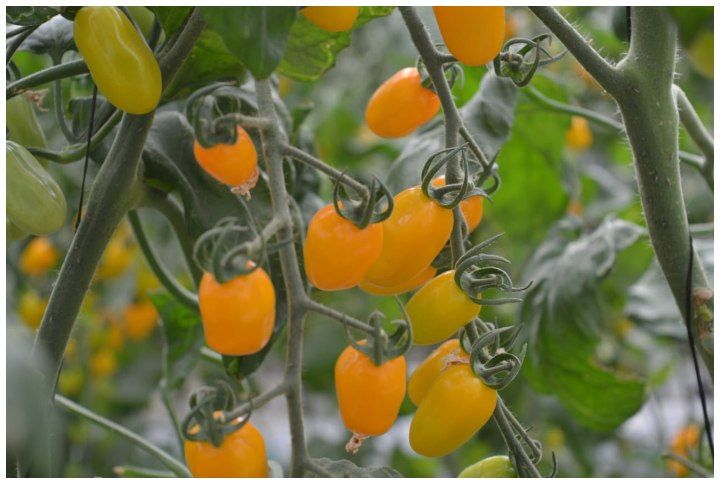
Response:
[[432, 176, 484, 232], [363, 186, 452, 289], [89, 348, 118, 379], [199, 268, 275, 356], [359, 264, 436, 296], [303, 205, 384, 291], [74, 7, 162, 114], [410, 364, 497, 457], [433, 7, 505, 66], [19, 237, 59, 277], [123, 300, 158, 341], [96, 232, 134, 281], [18, 290, 47, 330], [335, 343, 407, 437], [365, 67, 441, 138], [7, 93, 47, 150], [301, 6, 359, 32], [668, 424, 701, 477], [194, 127, 259, 187], [408, 339, 467, 406], [407, 270, 481, 345], [458, 455, 516, 478], [185, 419, 269, 478], [566, 116, 593, 150]]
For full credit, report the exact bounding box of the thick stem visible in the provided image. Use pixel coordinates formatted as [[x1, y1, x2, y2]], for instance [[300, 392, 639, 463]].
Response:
[[6, 59, 89, 99], [283, 143, 369, 197]]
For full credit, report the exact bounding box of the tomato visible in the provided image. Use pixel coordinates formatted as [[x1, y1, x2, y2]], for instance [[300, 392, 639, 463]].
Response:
[[301, 6, 359, 32], [6, 93, 47, 149], [566, 116, 593, 151], [73, 6, 162, 114], [199, 268, 275, 356], [96, 231, 134, 281], [458, 455, 516, 478], [410, 364, 497, 457], [359, 264, 436, 296], [136, 265, 160, 297], [335, 343, 406, 437], [58, 368, 84, 397], [668, 424, 701, 477], [19, 237, 60, 277], [185, 419, 268, 478], [89, 348, 118, 378], [363, 186, 452, 289], [365, 67, 441, 138], [7, 218, 26, 243], [408, 339, 466, 406], [407, 270, 481, 345], [432, 176, 484, 232], [7, 141, 67, 236], [194, 127, 259, 187], [303, 205, 384, 291], [18, 290, 47, 330], [433, 7, 505, 66], [123, 300, 158, 341]]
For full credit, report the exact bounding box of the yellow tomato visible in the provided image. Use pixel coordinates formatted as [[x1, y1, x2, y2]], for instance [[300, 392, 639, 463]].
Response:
[[18, 290, 47, 330], [566, 116, 593, 151], [432, 176, 484, 232], [301, 6, 359, 32], [359, 264, 437, 296], [123, 300, 159, 341], [408, 339, 466, 406], [96, 235, 134, 281], [668, 424, 701, 477], [433, 7, 506, 66], [19, 237, 60, 276], [90, 348, 118, 378]]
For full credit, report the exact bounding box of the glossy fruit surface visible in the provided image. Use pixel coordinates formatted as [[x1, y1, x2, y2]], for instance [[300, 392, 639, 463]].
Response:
[[432, 176, 484, 232], [123, 300, 159, 341], [407, 270, 481, 345], [185, 420, 269, 478], [194, 127, 259, 187], [303, 205, 383, 291], [410, 364, 497, 457], [74, 6, 162, 114], [19, 237, 59, 277], [199, 269, 275, 356], [433, 7, 505, 66], [18, 290, 47, 330], [408, 339, 466, 405], [7, 141, 67, 236], [7, 94, 47, 149], [458, 455, 516, 478], [335, 343, 406, 436], [363, 186, 452, 289], [365, 67, 441, 138], [359, 264, 436, 296], [301, 6, 359, 32], [566, 116, 593, 150]]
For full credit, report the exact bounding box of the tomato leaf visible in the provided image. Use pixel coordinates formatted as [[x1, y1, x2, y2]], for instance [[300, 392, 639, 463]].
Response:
[[6, 7, 59, 26], [20, 15, 75, 60], [151, 6, 193, 36], [307, 458, 403, 478]]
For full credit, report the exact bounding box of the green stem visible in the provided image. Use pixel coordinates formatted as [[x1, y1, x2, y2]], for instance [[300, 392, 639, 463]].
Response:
[[113, 465, 176, 478], [53, 73, 78, 143], [283, 143, 370, 197], [6, 59, 89, 99], [224, 381, 289, 420], [304, 299, 376, 333], [661, 452, 713, 478], [674, 85, 714, 187], [159, 380, 185, 455]]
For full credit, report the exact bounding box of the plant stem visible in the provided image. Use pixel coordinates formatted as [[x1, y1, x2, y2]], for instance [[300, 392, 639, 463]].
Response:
[[674, 85, 714, 186], [113, 465, 176, 478], [283, 143, 370, 197], [224, 381, 289, 421], [53, 74, 78, 143], [6, 59, 89, 99], [304, 299, 376, 333], [661, 452, 713, 478]]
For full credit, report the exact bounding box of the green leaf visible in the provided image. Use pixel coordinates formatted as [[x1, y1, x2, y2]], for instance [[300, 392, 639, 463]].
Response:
[[6, 7, 59, 26], [201, 7, 297, 80], [279, 7, 394, 81], [20, 15, 75, 60], [667, 6, 713, 47], [307, 458, 403, 478], [521, 217, 647, 432], [152, 6, 193, 36]]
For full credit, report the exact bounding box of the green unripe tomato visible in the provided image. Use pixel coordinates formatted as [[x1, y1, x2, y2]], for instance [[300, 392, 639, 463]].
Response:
[[7, 218, 27, 243], [6, 94, 47, 150], [458, 455, 516, 478], [7, 141, 67, 235]]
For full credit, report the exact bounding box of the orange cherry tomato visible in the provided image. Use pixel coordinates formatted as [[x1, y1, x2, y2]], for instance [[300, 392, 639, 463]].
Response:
[[408, 339, 467, 406], [303, 204, 384, 291], [335, 343, 407, 437], [194, 127, 258, 187], [301, 6, 359, 32], [19, 236, 59, 276], [198, 268, 275, 356], [359, 264, 437, 296], [365, 67, 441, 138], [185, 419, 269, 478], [668, 424, 701, 477], [433, 7, 506, 66], [432, 176, 484, 232], [363, 186, 452, 289], [123, 299, 159, 341], [566, 116, 593, 150]]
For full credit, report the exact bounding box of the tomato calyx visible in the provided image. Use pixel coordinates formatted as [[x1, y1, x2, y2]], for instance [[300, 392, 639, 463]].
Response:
[[181, 381, 251, 448], [416, 55, 463, 91], [332, 175, 394, 229], [492, 34, 565, 87], [420, 145, 490, 210], [186, 82, 255, 148], [344, 304, 412, 366]]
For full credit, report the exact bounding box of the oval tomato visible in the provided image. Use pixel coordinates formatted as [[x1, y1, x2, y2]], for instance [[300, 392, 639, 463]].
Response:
[[363, 186, 452, 289], [458, 455, 516, 478], [432, 176, 484, 232], [301, 6, 359, 32], [18, 290, 47, 330], [19, 237, 59, 277], [433, 7, 505, 66], [359, 264, 436, 296], [303, 204, 384, 291], [194, 127, 259, 187], [199, 268, 275, 356], [365, 67, 441, 138], [74, 6, 162, 114], [408, 339, 466, 406], [566, 116, 593, 150], [123, 300, 158, 341], [7, 94, 47, 149]]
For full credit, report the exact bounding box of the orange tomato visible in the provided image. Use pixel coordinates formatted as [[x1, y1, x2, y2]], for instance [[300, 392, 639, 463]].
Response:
[[566, 116, 593, 151], [199, 268, 275, 356], [335, 343, 407, 437], [433, 7, 505, 66], [301, 6, 359, 32], [89, 348, 118, 378], [123, 300, 159, 341], [363, 186, 452, 289], [303, 204, 384, 291], [365, 67, 441, 138], [19, 237, 59, 276], [408, 339, 466, 405], [194, 127, 258, 187], [359, 264, 437, 296], [432, 176, 484, 232], [668, 424, 701, 477], [18, 290, 47, 330]]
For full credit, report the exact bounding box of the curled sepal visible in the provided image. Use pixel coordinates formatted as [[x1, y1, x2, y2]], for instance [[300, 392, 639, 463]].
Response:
[[185, 81, 250, 148], [468, 325, 516, 363], [181, 381, 250, 448], [333, 175, 394, 229], [545, 453, 559, 478], [343, 300, 412, 366], [420, 145, 483, 209], [471, 345, 526, 390], [492, 34, 565, 87]]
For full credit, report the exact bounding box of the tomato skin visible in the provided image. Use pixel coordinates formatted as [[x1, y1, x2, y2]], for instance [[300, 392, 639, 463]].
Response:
[[7, 94, 47, 149], [7, 141, 67, 236], [335, 344, 407, 436], [194, 127, 259, 187], [89, 348, 118, 379], [433, 7, 505, 66], [363, 186, 452, 289], [19, 237, 59, 277], [432, 176, 484, 232], [360, 264, 436, 296], [407, 270, 481, 345], [303, 205, 384, 291], [301, 6, 359, 32], [365, 68, 441, 138], [18, 290, 47, 330], [185, 421, 269, 478], [566, 116, 593, 150], [74, 7, 162, 115], [408, 339, 466, 406], [458, 455, 516, 478], [668, 424, 701, 477], [123, 300, 159, 341], [199, 269, 275, 356], [410, 364, 497, 457]]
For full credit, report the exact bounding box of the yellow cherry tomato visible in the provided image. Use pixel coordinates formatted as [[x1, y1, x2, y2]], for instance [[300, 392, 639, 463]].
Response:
[[668, 424, 701, 477], [136, 265, 160, 297], [365, 67, 441, 138], [90, 348, 118, 379], [410, 364, 497, 457], [433, 7, 506, 66], [407, 270, 481, 345], [73, 6, 162, 114], [123, 299, 159, 341], [301, 6, 359, 32], [19, 236, 59, 276], [566, 116, 593, 151], [363, 186, 452, 289], [18, 290, 47, 330], [96, 230, 135, 281], [432, 176, 484, 232], [359, 264, 437, 296], [408, 339, 467, 406], [194, 127, 259, 188]]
